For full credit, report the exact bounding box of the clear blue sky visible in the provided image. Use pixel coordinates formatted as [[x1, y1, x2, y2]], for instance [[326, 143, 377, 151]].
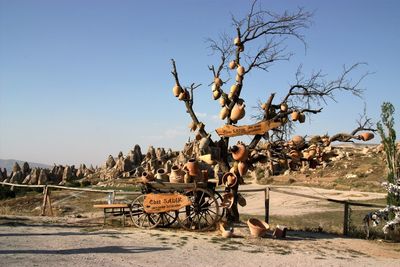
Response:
[[1, 0, 399, 167]]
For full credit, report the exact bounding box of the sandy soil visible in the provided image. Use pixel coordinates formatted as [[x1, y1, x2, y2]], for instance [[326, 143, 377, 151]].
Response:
[[0, 215, 399, 267], [0, 185, 398, 267]]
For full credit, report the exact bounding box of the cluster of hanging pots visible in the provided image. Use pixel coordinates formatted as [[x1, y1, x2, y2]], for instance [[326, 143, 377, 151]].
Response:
[[260, 100, 307, 124], [211, 36, 247, 123], [172, 84, 189, 101], [218, 142, 250, 189]]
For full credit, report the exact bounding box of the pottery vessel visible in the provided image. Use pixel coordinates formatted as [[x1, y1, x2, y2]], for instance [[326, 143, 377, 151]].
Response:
[[298, 113, 306, 123], [280, 103, 288, 112], [220, 106, 230, 120], [183, 171, 192, 183], [292, 135, 305, 146], [289, 150, 301, 160], [247, 218, 270, 237], [237, 193, 247, 207], [237, 65, 245, 76], [219, 222, 234, 238], [221, 172, 238, 187], [360, 132, 374, 141], [214, 77, 223, 87], [213, 89, 221, 100], [155, 168, 169, 182], [178, 90, 188, 101], [230, 84, 239, 95], [141, 171, 155, 183], [173, 85, 182, 97], [231, 143, 248, 161], [291, 111, 300, 121], [235, 74, 243, 83], [219, 96, 226, 107], [188, 121, 197, 131], [221, 192, 234, 209], [185, 158, 199, 177], [169, 165, 184, 183], [238, 161, 248, 176], [234, 37, 241, 46], [261, 102, 267, 110], [230, 103, 245, 121]]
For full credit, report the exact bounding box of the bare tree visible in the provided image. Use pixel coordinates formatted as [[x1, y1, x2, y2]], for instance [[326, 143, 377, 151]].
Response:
[[170, 0, 368, 222]]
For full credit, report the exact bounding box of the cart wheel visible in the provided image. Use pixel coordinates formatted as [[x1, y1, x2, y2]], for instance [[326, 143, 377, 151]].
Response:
[[214, 191, 225, 222], [130, 195, 160, 229], [158, 211, 179, 228], [177, 188, 219, 231]]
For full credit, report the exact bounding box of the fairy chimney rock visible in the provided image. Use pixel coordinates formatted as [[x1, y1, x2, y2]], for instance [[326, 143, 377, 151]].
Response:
[[22, 162, 30, 175], [29, 168, 40, 185], [106, 155, 116, 169], [62, 165, 72, 182], [12, 162, 21, 173], [38, 169, 48, 185]]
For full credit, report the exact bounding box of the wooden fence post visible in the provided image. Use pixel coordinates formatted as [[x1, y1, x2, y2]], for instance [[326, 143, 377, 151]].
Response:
[[343, 201, 350, 236], [41, 186, 53, 216], [41, 186, 48, 216], [47, 188, 53, 216], [265, 187, 270, 223]]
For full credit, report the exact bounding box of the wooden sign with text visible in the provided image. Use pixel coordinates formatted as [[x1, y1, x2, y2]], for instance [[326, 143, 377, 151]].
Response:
[[215, 120, 282, 137], [143, 193, 192, 213]]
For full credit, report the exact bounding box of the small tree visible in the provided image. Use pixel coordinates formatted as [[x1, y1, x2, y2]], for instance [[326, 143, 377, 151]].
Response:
[[367, 102, 400, 236], [170, 0, 368, 222]]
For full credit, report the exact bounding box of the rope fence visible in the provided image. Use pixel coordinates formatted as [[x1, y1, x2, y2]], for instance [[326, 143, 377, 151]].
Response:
[[0, 181, 386, 235]]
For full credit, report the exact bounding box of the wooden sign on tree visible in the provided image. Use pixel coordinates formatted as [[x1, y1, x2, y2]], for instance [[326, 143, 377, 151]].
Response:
[[215, 120, 282, 137]]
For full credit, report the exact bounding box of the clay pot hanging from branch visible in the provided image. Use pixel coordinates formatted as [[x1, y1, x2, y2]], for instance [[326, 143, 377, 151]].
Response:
[[235, 74, 243, 83], [229, 60, 237, 70], [238, 161, 248, 176], [188, 121, 197, 132], [280, 103, 288, 112], [220, 106, 230, 120], [231, 143, 249, 162], [229, 84, 239, 100], [298, 112, 306, 123], [359, 132, 374, 141], [237, 65, 245, 77], [213, 89, 222, 100], [173, 85, 183, 97], [219, 96, 227, 107], [178, 89, 189, 101], [230, 102, 246, 121], [214, 77, 223, 87], [291, 111, 300, 121], [233, 37, 241, 46]]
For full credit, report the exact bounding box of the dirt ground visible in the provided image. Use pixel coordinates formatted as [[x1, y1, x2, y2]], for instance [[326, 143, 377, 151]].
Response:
[[0, 215, 399, 267], [1, 185, 399, 266], [239, 184, 387, 216]]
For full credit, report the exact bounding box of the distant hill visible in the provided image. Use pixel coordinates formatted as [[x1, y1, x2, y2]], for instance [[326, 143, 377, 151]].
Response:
[[0, 159, 52, 173]]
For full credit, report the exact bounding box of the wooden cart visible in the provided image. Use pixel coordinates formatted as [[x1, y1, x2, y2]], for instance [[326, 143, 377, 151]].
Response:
[[130, 181, 224, 231]]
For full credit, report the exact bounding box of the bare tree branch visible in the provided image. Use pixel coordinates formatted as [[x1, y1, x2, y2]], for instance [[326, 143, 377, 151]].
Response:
[[350, 104, 377, 135], [170, 59, 210, 140], [282, 63, 369, 109]]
